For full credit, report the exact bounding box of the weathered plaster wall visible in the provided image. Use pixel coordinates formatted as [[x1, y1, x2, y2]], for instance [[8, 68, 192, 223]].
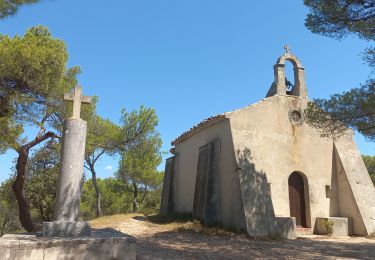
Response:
[[334, 137, 375, 235], [227, 94, 335, 231], [173, 120, 246, 230]]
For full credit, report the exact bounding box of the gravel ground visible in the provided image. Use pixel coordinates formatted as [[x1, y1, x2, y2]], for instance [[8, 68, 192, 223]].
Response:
[[93, 216, 375, 260]]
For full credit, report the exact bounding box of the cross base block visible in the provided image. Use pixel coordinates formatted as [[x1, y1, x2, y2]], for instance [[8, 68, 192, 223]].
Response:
[[42, 221, 91, 238]]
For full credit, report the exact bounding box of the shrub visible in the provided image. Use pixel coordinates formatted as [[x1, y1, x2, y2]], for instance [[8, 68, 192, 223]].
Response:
[[322, 219, 334, 236]]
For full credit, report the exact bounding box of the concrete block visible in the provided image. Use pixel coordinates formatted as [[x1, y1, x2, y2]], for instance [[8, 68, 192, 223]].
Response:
[[42, 221, 91, 237], [275, 217, 296, 239], [315, 217, 351, 237], [0, 230, 136, 260]]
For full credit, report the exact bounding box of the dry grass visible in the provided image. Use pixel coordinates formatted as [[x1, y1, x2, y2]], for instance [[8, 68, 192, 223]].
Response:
[[146, 214, 240, 237], [176, 220, 239, 237], [90, 214, 139, 228], [91, 213, 242, 238]]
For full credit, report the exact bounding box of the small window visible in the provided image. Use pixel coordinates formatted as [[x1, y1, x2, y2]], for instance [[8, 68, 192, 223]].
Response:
[[288, 109, 304, 126], [291, 111, 301, 122], [325, 185, 331, 198]]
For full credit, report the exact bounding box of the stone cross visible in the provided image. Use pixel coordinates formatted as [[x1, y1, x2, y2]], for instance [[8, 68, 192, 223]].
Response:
[[43, 85, 92, 238], [284, 44, 291, 54], [64, 86, 92, 119]]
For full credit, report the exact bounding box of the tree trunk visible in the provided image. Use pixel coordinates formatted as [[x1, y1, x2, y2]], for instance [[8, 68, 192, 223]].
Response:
[[140, 185, 148, 204], [12, 148, 36, 232], [39, 206, 44, 222], [85, 151, 105, 219], [91, 168, 102, 218], [132, 182, 138, 213]]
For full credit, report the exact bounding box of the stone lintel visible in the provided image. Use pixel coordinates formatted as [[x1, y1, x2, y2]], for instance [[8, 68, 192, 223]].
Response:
[[42, 221, 91, 238]]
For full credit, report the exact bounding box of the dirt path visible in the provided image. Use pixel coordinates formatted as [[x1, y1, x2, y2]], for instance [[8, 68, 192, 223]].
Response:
[[93, 216, 375, 260]]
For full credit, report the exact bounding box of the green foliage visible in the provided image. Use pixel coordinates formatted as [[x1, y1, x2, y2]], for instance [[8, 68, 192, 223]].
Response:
[[118, 142, 163, 190], [304, 0, 375, 41], [0, 144, 59, 235], [305, 82, 375, 140], [303, 1, 374, 141], [0, 116, 21, 153], [0, 0, 40, 19], [25, 145, 59, 222], [116, 106, 163, 212], [0, 178, 22, 235], [322, 219, 334, 236], [113, 106, 161, 153], [138, 177, 164, 215], [84, 106, 121, 218], [80, 178, 132, 220], [363, 155, 375, 184], [86, 113, 119, 156], [0, 25, 80, 150]]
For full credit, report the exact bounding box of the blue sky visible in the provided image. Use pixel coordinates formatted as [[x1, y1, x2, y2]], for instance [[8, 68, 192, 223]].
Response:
[[0, 0, 373, 182]]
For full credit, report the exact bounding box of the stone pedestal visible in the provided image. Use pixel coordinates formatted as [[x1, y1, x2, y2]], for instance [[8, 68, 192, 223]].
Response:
[[0, 230, 136, 260], [43, 221, 91, 238], [43, 118, 91, 237]]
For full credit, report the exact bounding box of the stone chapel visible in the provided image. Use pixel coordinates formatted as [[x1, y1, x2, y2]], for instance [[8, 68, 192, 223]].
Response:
[[160, 49, 375, 238]]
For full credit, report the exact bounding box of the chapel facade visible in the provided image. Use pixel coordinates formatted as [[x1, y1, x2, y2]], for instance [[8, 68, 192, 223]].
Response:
[[160, 50, 375, 238]]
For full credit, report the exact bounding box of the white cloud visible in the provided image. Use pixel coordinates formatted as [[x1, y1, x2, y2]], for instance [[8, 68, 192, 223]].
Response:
[[105, 165, 113, 171]]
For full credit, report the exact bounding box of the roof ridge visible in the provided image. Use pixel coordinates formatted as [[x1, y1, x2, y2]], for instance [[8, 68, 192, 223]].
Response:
[[171, 114, 226, 145], [171, 95, 296, 146]]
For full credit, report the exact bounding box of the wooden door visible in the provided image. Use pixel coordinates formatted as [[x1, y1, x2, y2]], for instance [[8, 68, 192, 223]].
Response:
[[193, 139, 221, 225], [193, 144, 210, 221], [160, 157, 175, 216], [288, 172, 306, 227]]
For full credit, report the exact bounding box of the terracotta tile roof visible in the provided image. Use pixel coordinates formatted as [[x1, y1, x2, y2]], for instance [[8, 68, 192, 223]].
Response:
[[171, 114, 226, 145]]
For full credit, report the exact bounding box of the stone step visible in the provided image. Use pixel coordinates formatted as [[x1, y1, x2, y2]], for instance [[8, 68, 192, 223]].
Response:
[[296, 227, 312, 235]]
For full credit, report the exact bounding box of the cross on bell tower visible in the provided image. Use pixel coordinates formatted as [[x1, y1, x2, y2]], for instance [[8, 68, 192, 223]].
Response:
[[284, 44, 291, 54]]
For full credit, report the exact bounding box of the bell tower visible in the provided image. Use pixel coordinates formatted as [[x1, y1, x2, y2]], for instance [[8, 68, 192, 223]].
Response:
[[266, 45, 308, 98]]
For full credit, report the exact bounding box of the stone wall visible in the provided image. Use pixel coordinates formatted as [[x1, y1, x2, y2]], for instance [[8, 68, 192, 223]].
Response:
[[173, 119, 246, 231]]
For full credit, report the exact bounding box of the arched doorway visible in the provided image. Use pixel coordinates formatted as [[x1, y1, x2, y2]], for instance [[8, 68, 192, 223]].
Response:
[[288, 172, 307, 227]]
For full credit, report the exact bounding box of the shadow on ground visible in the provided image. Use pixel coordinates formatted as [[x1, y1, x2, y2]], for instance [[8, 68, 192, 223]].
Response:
[[132, 216, 147, 222], [145, 214, 193, 224], [91, 227, 134, 239], [135, 229, 375, 260]]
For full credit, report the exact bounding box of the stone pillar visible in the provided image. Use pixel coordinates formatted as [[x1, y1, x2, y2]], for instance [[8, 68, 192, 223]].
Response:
[[42, 118, 91, 237], [291, 67, 308, 98], [55, 119, 87, 221], [273, 64, 286, 95]]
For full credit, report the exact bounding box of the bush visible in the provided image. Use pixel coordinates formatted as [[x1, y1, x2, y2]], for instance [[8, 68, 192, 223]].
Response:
[[322, 219, 334, 236]]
